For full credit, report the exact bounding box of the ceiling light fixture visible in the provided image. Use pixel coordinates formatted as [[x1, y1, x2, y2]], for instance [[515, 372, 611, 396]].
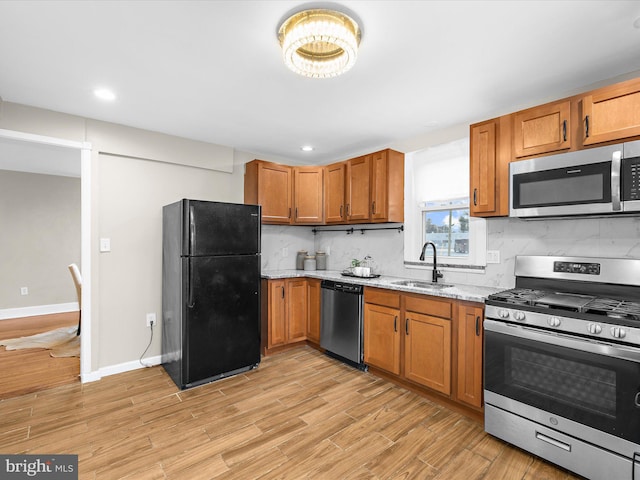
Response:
[[94, 88, 116, 101], [301, 145, 314, 152], [278, 8, 361, 79]]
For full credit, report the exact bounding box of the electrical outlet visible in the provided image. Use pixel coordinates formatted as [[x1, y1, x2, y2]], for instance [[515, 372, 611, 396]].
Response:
[[146, 313, 157, 327], [20, 287, 28, 295], [487, 250, 501, 264]]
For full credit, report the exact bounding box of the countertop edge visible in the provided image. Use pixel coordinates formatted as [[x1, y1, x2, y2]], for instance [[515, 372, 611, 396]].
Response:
[[261, 270, 502, 303]]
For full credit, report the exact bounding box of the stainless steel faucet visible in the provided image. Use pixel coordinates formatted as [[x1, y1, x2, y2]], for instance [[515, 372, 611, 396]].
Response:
[[419, 241, 443, 283]]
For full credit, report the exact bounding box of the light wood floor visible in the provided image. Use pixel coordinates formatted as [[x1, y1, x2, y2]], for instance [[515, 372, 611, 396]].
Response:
[[0, 345, 583, 479], [0, 312, 80, 399]]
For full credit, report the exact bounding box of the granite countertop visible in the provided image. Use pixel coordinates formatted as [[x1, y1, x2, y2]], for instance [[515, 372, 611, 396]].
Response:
[[261, 269, 502, 303]]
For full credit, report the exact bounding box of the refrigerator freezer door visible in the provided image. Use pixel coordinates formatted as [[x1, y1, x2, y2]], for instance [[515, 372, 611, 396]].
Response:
[[183, 254, 260, 386], [185, 200, 260, 256]]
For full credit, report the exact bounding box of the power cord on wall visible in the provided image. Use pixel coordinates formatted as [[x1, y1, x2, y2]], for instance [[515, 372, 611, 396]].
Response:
[[139, 323, 154, 368]]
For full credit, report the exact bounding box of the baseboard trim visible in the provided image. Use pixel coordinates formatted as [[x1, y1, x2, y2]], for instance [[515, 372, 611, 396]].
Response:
[[84, 355, 163, 384], [0, 303, 79, 320]]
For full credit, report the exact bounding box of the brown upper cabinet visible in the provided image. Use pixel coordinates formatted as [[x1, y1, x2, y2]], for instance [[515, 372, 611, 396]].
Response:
[[513, 100, 572, 158], [346, 155, 371, 222], [582, 77, 640, 146], [244, 160, 323, 225], [470, 117, 511, 217], [371, 149, 404, 223], [324, 161, 346, 224], [246, 149, 404, 225], [293, 166, 324, 224], [244, 160, 292, 224], [470, 75, 640, 219]]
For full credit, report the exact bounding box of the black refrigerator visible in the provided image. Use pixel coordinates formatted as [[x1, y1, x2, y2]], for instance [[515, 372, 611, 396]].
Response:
[[161, 199, 261, 389]]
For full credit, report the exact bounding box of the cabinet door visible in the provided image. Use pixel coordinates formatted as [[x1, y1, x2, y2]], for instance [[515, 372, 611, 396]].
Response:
[[456, 304, 484, 409], [370, 150, 388, 221], [268, 280, 286, 348], [307, 279, 321, 344], [364, 303, 401, 375], [324, 162, 346, 224], [513, 100, 571, 158], [404, 312, 451, 395], [470, 117, 511, 218], [470, 121, 497, 216], [583, 79, 640, 146], [346, 155, 371, 222], [293, 167, 323, 224], [258, 162, 292, 224], [286, 279, 307, 343]]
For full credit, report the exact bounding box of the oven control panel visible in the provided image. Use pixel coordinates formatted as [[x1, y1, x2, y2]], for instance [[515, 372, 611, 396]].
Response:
[[553, 261, 600, 275], [485, 305, 640, 346]]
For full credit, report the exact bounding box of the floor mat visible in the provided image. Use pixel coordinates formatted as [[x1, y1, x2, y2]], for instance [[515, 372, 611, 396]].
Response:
[[0, 326, 80, 357]]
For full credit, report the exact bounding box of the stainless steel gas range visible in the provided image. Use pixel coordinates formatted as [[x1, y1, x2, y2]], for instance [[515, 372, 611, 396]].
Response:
[[484, 255, 640, 480]]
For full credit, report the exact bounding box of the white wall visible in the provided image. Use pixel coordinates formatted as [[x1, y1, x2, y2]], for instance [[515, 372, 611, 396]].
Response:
[[0, 101, 268, 377], [0, 170, 80, 309]]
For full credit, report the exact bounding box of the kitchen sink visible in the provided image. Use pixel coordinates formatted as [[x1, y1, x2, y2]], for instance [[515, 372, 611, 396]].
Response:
[[390, 280, 453, 290]]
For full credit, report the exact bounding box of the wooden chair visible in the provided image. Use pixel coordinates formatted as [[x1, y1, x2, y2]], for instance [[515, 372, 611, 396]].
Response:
[[68, 263, 82, 336]]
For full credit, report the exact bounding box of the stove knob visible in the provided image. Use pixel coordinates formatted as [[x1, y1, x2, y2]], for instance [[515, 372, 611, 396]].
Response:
[[611, 327, 627, 339], [514, 311, 526, 321], [587, 323, 602, 335], [499, 309, 510, 319], [548, 317, 561, 327]]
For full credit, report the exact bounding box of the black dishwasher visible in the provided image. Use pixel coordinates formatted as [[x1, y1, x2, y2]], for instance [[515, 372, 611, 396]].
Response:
[[320, 280, 366, 370]]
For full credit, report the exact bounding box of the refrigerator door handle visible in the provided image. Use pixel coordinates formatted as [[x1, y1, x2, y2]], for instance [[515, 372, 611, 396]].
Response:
[[187, 259, 195, 308], [189, 205, 196, 255]]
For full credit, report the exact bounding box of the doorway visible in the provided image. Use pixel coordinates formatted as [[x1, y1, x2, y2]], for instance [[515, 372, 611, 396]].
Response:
[[0, 128, 91, 392]]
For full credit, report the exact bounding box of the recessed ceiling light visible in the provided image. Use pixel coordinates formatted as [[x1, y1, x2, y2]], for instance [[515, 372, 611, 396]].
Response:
[[301, 146, 314, 152], [94, 88, 116, 101]]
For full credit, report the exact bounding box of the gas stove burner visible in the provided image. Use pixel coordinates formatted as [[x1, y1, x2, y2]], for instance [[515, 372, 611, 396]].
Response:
[[488, 288, 548, 305], [584, 298, 640, 322]]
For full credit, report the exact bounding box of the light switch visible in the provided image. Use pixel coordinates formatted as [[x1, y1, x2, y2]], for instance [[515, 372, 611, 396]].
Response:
[[100, 238, 111, 252], [487, 250, 500, 264]]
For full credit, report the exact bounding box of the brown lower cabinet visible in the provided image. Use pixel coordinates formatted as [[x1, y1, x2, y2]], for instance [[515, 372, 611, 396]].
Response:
[[306, 279, 321, 344], [363, 287, 484, 412], [261, 278, 322, 355], [455, 303, 484, 409]]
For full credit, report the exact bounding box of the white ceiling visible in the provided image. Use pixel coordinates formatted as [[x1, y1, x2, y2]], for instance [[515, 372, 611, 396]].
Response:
[[1, 0, 640, 168]]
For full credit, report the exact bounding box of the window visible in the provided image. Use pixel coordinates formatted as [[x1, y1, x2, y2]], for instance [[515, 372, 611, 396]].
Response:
[[404, 138, 486, 270], [422, 198, 470, 257]]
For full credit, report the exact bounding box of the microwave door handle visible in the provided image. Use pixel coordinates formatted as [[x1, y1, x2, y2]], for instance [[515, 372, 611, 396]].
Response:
[[611, 150, 622, 211]]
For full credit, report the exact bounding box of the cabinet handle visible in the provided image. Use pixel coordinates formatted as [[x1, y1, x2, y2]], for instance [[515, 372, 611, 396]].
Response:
[[405, 318, 409, 335], [473, 188, 478, 206], [288, 207, 291, 219], [281, 286, 285, 299], [295, 207, 298, 219], [585, 115, 590, 138], [394, 315, 398, 332], [562, 120, 567, 142], [346, 204, 350, 217], [372, 201, 376, 214], [475, 316, 481, 336], [340, 205, 343, 218]]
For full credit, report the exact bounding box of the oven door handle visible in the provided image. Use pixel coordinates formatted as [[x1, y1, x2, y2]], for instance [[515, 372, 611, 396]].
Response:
[[484, 319, 640, 363]]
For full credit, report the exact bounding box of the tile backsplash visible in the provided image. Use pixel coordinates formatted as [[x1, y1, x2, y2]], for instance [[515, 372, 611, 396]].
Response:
[[261, 215, 640, 290]]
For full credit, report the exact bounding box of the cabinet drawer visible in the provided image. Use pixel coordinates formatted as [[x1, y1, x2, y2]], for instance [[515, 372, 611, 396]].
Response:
[[364, 287, 400, 308], [404, 294, 452, 319]]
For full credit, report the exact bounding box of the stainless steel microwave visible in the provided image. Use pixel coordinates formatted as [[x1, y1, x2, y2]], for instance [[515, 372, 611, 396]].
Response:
[[509, 140, 640, 218]]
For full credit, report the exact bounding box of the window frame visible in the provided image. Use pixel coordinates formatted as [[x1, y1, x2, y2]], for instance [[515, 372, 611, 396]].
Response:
[[403, 138, 487, 272]]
